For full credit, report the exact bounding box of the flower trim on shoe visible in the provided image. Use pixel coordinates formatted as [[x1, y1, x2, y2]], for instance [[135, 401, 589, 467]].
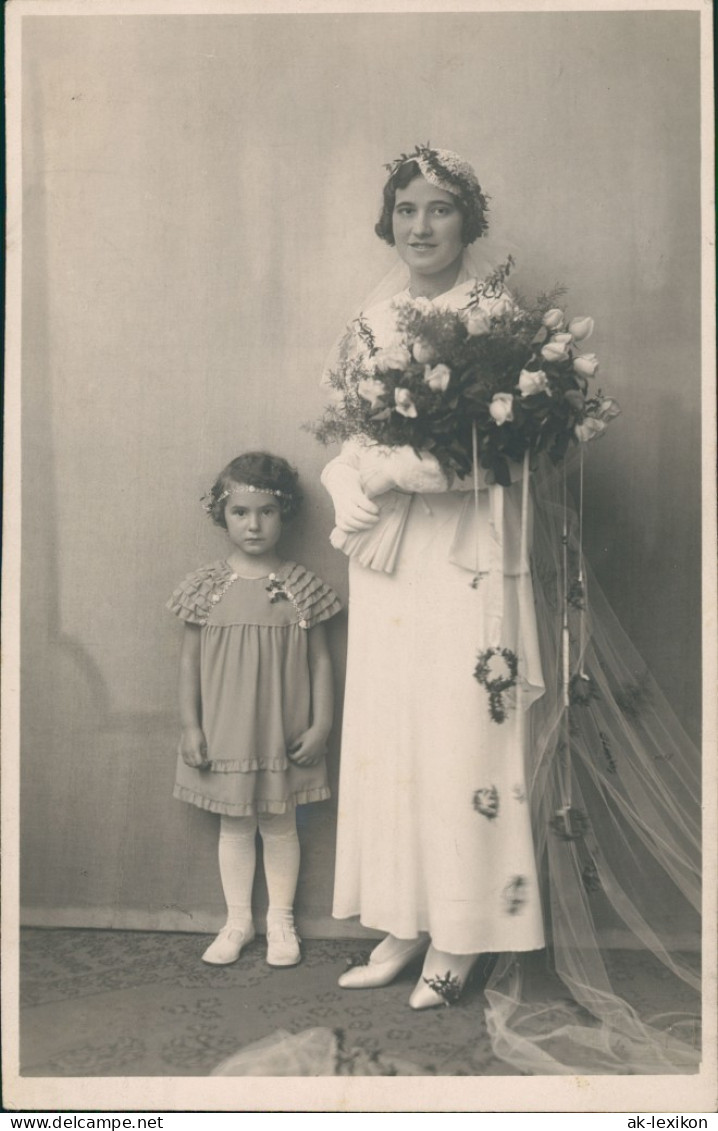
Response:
[[422, 970, 464, 1006]]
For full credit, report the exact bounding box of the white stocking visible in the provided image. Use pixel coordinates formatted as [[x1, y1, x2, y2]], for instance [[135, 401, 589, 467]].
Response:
[[371, 933, 428, 962], [217, 814, 257, 930], [421, 943, 477, 981], [258, 809, 300, 921]]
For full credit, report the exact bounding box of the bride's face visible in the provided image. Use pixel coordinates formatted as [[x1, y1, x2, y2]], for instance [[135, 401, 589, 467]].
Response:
[[392, 176, 464, 279]]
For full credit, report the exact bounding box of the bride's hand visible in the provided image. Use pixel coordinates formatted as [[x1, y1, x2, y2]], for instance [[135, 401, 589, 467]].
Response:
[[323, 464, 380, 532], [335, 486, 381, 533]]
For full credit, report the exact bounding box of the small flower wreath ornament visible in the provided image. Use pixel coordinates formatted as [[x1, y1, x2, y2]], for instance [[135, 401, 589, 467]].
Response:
[[473, 647, 519, 723], [472, 785, 500, 820]]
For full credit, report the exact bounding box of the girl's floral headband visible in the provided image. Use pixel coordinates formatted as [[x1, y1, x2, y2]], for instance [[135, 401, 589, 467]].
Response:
[[202, 483, 292, 513], [385, 143, 490, 239]]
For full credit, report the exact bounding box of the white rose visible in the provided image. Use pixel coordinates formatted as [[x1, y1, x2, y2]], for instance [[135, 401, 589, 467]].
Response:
[[541, 338, 572, 364], [542, 308, 565, 331], [573, 353, 599, 379], [595, 396, 621, 422], [574, 418, 607, 443], [394, 387, 418, 418], [412, 338, 435, 364], [485, 291, 516, 319], [489, 392, 514, 425], [374, 344, 412, 373], [568, 316, 594, 343], [356, 376, 387, 408], [423, 363, 451, 392], [518, 368, 549, 397], [464, 307, 492, 337]]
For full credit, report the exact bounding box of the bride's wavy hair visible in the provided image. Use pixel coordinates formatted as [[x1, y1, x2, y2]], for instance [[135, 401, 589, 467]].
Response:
[[375, 159, 489, 248]]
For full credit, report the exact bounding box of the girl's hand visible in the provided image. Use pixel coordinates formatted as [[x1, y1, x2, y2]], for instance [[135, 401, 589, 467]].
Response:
[[287, 727, 327, 767], [179, 726, 209, 769]]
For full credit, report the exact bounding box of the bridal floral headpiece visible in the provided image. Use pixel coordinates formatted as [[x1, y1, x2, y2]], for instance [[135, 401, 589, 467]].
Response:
[[385, 143, 490, 239]]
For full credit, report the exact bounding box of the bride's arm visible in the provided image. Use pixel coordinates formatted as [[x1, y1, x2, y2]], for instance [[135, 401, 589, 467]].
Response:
[[364, 448, 525, 496], [321, 441, 381, 533], [358, 446, 448, 498]]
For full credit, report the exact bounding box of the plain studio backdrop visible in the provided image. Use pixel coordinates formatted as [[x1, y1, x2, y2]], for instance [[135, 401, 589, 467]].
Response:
[[19, 10, 701, 937]]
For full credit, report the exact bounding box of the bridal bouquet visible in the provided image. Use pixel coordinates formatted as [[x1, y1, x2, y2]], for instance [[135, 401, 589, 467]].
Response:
[[313, 261, 620, 487]]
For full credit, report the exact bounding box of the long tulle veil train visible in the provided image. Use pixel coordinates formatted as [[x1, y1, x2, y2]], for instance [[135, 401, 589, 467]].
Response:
[[483, 452, 701, 1074]]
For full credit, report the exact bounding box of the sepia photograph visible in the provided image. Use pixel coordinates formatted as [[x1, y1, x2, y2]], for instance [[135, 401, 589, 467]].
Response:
[[2, 0, 715, 1113]]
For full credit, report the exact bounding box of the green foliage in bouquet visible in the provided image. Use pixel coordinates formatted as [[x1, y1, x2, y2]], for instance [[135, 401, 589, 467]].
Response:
[[312, 260, 619, 487]]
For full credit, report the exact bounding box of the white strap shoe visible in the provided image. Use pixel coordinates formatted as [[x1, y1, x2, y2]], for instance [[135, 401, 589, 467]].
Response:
[[202, 924, 255, 966], [266, 916, 302, 967]]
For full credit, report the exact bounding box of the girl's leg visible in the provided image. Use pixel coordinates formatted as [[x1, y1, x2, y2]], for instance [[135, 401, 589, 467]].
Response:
[[257, 809, 301, 966], [257, 808, 300, 911], [218, 813, 258, 927], [202, 814, 257, 965]]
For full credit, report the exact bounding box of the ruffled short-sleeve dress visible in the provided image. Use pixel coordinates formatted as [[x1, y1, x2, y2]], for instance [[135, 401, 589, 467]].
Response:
[[167, 560, 341, 816]]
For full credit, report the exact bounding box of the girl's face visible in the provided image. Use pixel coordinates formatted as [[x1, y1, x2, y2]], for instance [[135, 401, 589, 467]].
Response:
[[392, 176, 464, 281], [224, 487, 283, 558]]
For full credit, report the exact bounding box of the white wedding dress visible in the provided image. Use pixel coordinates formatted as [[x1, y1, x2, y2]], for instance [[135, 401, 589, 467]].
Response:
[[327, 278, 546, 954]]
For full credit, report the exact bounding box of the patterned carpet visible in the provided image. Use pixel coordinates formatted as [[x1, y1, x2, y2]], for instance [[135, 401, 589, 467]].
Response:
[[20, 929, 700, 1077]]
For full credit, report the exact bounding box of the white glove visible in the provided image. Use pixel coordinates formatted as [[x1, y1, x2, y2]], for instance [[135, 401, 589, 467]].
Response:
[[359, 446, 448, 498], [321, 460, 380, 534]]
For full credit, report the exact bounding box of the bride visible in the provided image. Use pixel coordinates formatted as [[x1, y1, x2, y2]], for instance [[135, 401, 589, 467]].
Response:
[[322, 146, 545, 1008], [320, 145, 701, 1070]]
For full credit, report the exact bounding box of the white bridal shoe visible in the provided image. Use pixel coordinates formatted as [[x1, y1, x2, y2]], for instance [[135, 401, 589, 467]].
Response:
[[202, 924, 255, 966], [408, 946, 478, 1010], [338, 936, 428, 989]]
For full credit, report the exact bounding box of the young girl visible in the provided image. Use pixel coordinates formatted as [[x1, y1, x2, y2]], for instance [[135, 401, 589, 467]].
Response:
[[167, 452, 340, 968]]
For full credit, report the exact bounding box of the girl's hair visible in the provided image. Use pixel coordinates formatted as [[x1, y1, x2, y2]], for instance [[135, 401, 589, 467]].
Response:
[[204, 451, 302, 528], [375, 159, 488, 248]]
